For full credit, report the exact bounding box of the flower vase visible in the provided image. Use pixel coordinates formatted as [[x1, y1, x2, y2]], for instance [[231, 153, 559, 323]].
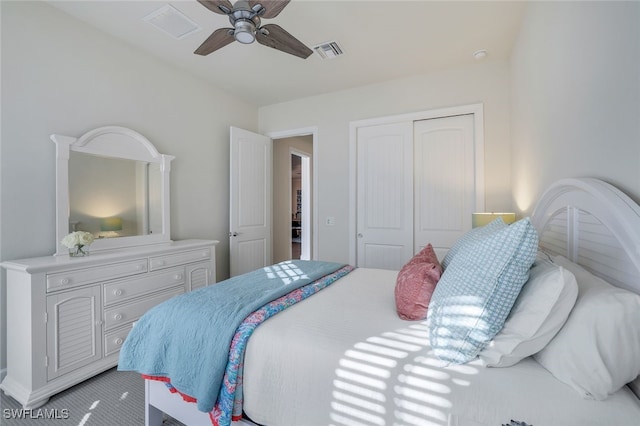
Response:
[[69, 244, 89, 257]]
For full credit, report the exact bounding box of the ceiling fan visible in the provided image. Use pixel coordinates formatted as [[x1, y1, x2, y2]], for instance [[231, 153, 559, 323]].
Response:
[[195, 0, 313, 59]]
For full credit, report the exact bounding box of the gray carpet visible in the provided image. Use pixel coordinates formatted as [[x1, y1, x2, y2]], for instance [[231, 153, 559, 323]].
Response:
[[1, 368, 186, 425]]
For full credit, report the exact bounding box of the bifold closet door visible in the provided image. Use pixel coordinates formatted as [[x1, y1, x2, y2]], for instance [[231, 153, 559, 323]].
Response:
[[414, 114, 476, 261], [356, 114, 477, 269], [356, 122, 414, 270]]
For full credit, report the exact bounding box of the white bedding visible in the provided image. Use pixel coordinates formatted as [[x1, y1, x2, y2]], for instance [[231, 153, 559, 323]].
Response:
[[242, 268, 640, 426]]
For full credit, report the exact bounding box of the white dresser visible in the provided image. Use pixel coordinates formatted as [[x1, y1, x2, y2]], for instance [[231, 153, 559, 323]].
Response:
[[1, 239, 218, 408]]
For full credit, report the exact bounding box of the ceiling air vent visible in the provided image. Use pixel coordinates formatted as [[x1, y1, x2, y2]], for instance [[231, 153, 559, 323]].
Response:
[[143, 4, 201, 40], [313, 41, 344, 60]]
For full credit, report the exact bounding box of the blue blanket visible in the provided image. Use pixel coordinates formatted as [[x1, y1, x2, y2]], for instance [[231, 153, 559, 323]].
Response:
[[118, 260, 345, 412]]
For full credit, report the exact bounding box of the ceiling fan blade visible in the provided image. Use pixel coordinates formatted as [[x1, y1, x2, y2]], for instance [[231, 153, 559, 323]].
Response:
[[197, 0, 234, 15], [194, 28, 235, 56], [256, 24, 312, 59], [249, 0, 290, 19]]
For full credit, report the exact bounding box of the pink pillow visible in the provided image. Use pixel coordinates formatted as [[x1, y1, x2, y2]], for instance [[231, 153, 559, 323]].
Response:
[[394, 244, 442, 320]]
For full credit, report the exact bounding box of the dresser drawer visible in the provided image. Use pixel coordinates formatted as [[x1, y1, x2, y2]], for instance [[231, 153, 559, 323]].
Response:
[[104, 324, 133, 357], [47, 259, 148, 292], [103, 286, 183, 331], [103, 267, 185, 307], [149, 248, 211, 271]]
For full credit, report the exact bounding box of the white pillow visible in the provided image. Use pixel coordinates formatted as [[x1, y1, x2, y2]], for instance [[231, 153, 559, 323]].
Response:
[[479, 258, 578, 367], [534, 255, 640, 400]]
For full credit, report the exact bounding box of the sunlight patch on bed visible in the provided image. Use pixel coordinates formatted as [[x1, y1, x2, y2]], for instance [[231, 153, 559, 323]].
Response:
[[335, 369, 388, 390], [330, 412, 374, 426], [394, 385, 453, 408], [354, 342, 408, 359], [407, 322, 430, 331], [264, 261, 309, 284], [403, 364, 450, 381], [367, 336, 421, 351], [334, 380, 387, 401], [395, 328, 430, 338], [331, 402, 385, 425], [398, 374, 451, 394], [330, 320, 484, 426], [333, 391, 387, 414], [381, 331, 430, 346], [345, 349, 398, 368], [339, 358, 391, 378]]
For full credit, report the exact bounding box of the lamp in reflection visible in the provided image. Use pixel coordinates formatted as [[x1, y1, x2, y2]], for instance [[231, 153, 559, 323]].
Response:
[[471, 212, 516, 228], [100, 216, 123, 237]]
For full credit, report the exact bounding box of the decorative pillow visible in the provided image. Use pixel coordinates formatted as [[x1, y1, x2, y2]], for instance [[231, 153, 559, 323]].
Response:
[[395, 244, 442, 321], [427, 218, 539, 364], [441, 217, 506, 270], [478, 258, 578, 367], [534, 255, 640, 400]]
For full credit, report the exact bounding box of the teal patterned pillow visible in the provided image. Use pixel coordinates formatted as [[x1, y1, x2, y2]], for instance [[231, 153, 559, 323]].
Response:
[[427, 218, 539, 364], [441, 217, 506, 270]]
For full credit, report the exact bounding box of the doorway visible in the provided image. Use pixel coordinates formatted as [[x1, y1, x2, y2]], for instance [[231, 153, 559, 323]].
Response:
[[272, 135, 313, 263]]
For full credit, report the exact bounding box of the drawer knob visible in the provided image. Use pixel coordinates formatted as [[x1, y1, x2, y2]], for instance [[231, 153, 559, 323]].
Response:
[[113, 289, 123, 296], [114, 338, 123, 345], [175, 274, 183, 280], [60, 278, 70, 285], [156, 261, 165, 267], [114, 313, 123, 321], [137, 264, 144, 271], [201, 252, 208, 257]]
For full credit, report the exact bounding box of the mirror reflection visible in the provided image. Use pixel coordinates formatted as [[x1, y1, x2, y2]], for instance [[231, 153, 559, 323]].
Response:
[[68, 152, 162, 239]]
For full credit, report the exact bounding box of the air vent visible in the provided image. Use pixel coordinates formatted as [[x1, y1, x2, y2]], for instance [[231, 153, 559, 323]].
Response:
[[143, 4, 201, 40], [313, 41, 344, 60]]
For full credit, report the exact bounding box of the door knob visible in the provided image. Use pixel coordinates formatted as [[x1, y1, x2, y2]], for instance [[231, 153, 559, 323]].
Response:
[[357, 233, 363, 238], [229, 232, 240, 237]]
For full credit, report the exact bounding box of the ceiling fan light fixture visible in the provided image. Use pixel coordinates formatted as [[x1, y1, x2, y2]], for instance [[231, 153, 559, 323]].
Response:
[[234, 20, 256, 44]]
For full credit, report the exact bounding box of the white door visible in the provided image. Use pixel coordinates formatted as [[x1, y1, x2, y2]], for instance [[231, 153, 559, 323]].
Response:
[[355, 115, 478, 269], [230, 127, 272, 277], [356, 122, 414, 270], [414, 114, 476, 260]]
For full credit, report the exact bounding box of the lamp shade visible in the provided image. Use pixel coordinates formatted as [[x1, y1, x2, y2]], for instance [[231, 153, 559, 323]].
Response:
[[472, 212, 516, 228], [100, 216, 123, 232]]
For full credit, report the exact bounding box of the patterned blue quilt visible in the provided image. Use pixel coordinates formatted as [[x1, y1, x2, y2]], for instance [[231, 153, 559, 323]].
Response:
[[118, 260, 346, 412]]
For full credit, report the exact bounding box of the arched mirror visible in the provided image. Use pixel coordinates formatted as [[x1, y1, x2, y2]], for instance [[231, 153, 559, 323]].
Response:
[[51, 126, 174, 256]]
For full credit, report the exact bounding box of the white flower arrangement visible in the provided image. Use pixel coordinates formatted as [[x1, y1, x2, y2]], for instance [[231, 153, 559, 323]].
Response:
[[61, 231, 95, 256]]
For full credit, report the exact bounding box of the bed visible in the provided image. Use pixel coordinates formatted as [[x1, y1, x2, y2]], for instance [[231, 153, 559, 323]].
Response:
[[123, 178, 640, 426]]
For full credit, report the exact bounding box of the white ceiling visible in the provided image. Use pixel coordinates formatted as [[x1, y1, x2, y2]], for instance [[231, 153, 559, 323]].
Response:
[[46, 0, 528, 106]]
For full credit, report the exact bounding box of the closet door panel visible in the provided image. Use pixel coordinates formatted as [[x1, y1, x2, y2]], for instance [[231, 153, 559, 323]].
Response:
[[356, 122, 414, 270], [414, 114, 475, 259]]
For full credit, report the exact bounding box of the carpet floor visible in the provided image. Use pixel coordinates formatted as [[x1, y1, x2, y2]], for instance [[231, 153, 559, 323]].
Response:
[[1, 368, 186, 425]]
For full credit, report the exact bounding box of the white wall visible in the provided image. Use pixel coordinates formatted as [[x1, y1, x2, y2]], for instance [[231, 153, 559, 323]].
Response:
[[0, 1, 258, 372], [511, 1, 640, 214], [259, 60, 513, 263]]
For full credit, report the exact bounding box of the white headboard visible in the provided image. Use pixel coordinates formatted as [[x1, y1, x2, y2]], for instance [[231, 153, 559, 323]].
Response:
[[530, 177, 640, 396]]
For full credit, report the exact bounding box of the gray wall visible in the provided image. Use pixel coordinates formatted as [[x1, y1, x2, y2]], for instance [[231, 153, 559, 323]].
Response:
[[259, 60, 513, 264], [0, 1, 258, 373], [511, 1, 640, 213]]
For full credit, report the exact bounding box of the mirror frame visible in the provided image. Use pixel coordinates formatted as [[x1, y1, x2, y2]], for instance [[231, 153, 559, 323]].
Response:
[[51, 126, 175, 256]]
